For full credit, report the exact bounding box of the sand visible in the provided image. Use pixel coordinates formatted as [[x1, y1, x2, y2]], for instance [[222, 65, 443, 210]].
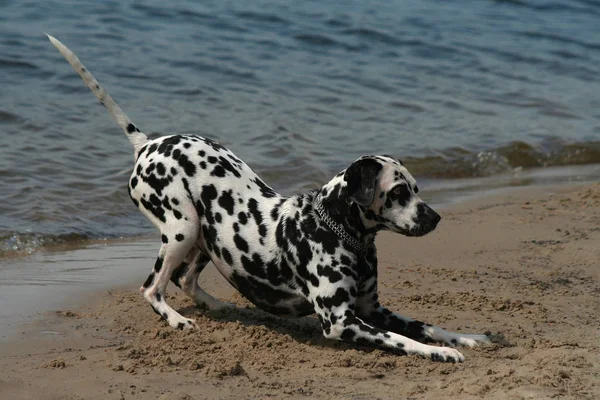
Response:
[[0, 183, 598, 399]]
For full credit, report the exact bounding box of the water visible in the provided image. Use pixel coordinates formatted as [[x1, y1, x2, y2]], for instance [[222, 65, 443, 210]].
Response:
[[1, 0, 599, 256]]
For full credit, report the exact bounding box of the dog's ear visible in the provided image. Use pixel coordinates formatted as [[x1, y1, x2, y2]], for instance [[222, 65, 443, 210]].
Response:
[[344, 158, 382, 207]]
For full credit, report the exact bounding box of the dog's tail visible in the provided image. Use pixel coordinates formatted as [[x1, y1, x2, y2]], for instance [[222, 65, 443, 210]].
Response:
[[46, 34, 148, 153]]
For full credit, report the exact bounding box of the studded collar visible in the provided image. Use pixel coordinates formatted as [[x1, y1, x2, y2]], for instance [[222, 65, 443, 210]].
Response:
[[313, 195, 373, 256]]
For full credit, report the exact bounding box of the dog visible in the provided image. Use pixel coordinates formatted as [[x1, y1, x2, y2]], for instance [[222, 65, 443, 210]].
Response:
[[48, 35, 490, 363]]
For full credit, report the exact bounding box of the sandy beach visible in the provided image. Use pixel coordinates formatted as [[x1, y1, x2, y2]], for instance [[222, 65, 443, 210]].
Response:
[[0, 183, 598, 400]]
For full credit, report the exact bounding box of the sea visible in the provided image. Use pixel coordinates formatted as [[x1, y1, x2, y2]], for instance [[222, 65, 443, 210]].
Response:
[[1, 0, 599, 257]]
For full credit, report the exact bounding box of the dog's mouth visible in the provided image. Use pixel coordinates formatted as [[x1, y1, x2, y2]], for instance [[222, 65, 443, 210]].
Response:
[[394, 222, 438, 237]]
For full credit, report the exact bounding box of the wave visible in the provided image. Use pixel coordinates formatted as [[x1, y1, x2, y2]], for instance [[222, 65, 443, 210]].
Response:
[[405, 140, 600, 179], [0, 232, 96, 258]]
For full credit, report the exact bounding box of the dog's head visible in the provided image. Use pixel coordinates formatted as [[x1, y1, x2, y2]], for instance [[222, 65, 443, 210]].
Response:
[[323, 155, 440, 237]]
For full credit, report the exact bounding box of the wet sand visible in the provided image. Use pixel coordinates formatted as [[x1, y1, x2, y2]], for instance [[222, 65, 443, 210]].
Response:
[[0, 183, 598, 399], [0, 238, 159, 339]]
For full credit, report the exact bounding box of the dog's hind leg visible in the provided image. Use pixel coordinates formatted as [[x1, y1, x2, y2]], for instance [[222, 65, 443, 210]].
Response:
[[140, 220, 200, 330], [170, 249, 230, 311]]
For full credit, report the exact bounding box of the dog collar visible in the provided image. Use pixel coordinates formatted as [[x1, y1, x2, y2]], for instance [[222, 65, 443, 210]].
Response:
[[314, 196, 371, 255]]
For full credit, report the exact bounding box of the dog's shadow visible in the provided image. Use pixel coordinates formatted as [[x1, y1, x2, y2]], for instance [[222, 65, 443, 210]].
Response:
[[176, 303, 367, 353]]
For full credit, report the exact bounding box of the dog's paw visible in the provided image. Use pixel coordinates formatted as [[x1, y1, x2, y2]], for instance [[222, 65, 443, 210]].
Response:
[[172, 318, 197, 330], [448, 333, 491, 348], [428, 346, 465, 363]]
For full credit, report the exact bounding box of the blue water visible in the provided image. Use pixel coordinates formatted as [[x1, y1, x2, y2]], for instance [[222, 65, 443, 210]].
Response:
[[1, 0, 599, 255]]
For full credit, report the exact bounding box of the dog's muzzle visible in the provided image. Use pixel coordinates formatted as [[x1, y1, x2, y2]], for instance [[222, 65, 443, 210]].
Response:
[[397, 202, 441, 237], [414, 202, 441, 235]]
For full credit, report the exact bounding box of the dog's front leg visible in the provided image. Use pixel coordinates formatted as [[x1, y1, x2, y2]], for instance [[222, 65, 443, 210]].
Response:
[[318, 306, 465, 362], [361, 304, 490, 348], [356, 277, 490, 347], [311, 282, 466, 362]]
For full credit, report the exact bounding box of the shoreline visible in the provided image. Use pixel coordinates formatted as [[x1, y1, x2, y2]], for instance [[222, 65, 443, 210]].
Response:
[[0, 182, 598, 399], [2, 161, 599, 259], [0, 180, 590, 340]]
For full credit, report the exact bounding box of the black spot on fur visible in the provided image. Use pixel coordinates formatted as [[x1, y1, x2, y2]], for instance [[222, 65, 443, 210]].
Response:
[[222, 248, 233, 264], [202, 137, 226, 152], [161, 196, 172, 211], [218, 190, 235, 215], [202, 225, 218, 252], [127, 123, 140, 133], [216, 156, 241, 178], [161, 234, 168, 243], [177, 153, 196, 177], [154, 257, 163, 272], [175, 233, 185, 242], [317, 264, 343, 283], [138, 167, 173, 197], [341, 328, 356, 340], [313, 228, 340, 255], [258, 224, 267, 237], [211, 165, 226, 177], [233, 234, 249, 253], [149, 193, 161, 206], [252, 178, 276, 198], [266, 261, 282, 286], [309, 274, 320, 287], [140, 196, 166, 222], [200, 184, 218, 224], [241, 253, 266, 279], [143, 273, 154, 288], [170, 262, 188, 288], [322, 288, 350, 308], [247, 199, 263, 227]]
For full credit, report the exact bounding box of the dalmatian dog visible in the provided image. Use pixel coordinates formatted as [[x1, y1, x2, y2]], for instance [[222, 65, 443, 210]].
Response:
[[48, 35, 490, 362]]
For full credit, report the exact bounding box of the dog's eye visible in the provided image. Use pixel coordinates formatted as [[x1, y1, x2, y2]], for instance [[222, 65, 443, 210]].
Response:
[[390, 184, 411, 204]]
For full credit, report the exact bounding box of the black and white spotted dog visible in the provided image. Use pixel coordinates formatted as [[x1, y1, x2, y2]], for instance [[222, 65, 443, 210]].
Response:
[[49, 35, 490, 362]]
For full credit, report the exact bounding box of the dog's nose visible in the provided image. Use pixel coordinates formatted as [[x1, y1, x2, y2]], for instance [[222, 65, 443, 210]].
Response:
[[430, 208, 441, 226], [423, 204, 441, 227]]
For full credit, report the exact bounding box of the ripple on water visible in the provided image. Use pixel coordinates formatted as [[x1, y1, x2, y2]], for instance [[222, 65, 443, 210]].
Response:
[[0, 0, 599, 255]]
